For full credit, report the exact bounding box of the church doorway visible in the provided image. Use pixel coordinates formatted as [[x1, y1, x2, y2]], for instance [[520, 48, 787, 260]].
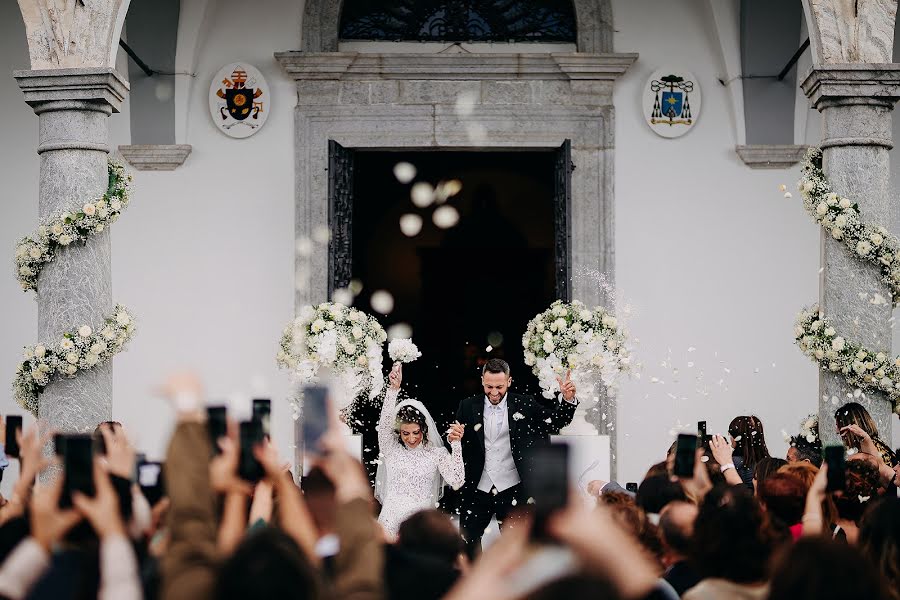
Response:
[[334, 147, 572, 474]]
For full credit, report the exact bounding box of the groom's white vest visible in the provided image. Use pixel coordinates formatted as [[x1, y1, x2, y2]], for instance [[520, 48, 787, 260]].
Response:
[[477, 397, 521, 493]]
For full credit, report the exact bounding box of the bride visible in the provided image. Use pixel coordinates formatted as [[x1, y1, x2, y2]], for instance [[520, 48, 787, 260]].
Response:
[[376, 364, 465, 537]]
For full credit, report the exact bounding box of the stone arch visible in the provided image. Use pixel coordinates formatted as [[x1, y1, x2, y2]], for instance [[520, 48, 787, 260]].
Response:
[[300, 0, 613, 52]]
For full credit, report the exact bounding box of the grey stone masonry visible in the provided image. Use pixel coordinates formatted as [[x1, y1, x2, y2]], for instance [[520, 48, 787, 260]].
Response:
[[801, 65, 900, 445], [14, 68, 129, 434]]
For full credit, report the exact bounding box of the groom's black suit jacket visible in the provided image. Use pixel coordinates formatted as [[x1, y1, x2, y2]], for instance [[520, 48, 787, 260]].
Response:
[[455, 393, 577, 488]]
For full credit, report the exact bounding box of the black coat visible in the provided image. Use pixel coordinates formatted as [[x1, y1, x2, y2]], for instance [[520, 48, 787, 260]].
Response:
[[455, 393, 577, 487]]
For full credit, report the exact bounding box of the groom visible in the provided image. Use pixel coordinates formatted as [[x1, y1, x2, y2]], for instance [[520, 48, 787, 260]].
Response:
[[455, 358, 577, 552]]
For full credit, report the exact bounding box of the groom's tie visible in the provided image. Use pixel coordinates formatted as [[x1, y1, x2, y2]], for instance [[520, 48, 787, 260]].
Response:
[[489, 404, 503, 440]]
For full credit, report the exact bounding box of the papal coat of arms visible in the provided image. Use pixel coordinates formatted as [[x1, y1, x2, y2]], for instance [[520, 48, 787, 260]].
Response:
[[643, 68, 701, 139], [208, 62, 270, 139]]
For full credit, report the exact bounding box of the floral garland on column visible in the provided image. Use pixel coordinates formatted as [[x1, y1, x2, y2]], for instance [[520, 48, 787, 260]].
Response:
[[792, 148, 900, 415], [11, 161, 136, 414]]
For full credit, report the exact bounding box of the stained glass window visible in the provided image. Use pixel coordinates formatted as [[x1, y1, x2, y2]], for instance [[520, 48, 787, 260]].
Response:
[[339, 0, 577, 43]]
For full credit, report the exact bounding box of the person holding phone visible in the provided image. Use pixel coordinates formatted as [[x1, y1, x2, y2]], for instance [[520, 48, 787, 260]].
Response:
[[375, 364, 465, 538]]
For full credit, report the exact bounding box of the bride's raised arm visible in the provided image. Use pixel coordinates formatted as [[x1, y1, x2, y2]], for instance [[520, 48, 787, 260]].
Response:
[[436, 425, 465, 491], [377, 364, 402, 453]]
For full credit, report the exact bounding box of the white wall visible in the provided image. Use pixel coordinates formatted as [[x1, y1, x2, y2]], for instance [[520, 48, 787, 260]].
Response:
[[0, 0, 896, 495]]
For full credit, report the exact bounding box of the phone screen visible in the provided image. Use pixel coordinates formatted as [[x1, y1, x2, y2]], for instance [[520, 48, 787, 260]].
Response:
[[252, 399, 271, 437], [302, 386, 329, 454], [207, 405, 227, 454], [137, 461, 166, 506], [698, 421, 707, 442], [674, 434, 698, 477], [5, 415, 23, 458], [524, 442, 569, 541], [238, 420, 264, 483], [824, 445, 846, 492], [626, 482, 638, 493], [53, 433, 67, 457], [60, 434, 95, 508]]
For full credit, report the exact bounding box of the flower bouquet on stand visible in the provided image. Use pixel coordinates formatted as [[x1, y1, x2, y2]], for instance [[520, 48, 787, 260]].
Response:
[[277, 302, 388, 432], [522, 300, 631, 432]]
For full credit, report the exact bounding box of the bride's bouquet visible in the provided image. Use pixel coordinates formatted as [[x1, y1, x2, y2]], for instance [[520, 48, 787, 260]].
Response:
[[277, 302, 388, 408], [388, 338, 421, 365], [522, 299, 631, 399]]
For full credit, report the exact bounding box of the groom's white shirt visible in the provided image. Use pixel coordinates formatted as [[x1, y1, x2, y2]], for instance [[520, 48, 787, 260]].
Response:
[[477, 394, 521, 493]]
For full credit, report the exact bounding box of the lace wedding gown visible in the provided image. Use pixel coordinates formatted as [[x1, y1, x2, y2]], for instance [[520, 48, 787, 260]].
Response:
[[376, 389, 465, 537]]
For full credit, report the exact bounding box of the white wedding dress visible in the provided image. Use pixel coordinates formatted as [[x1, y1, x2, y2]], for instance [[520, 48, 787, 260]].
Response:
[[376, 388, 465, 537]]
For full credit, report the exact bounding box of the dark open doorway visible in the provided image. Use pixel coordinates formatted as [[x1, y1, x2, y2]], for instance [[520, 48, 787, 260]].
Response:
[[343, 149, 563, 473]]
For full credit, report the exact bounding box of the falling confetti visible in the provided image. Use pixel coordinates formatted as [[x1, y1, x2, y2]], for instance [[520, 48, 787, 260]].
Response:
[[433, 205, 460, 229], [393, 162, 417, 184], [485, 345, 493, 352], [455, 91, 478, 117], [370, 290, 395, 314], [333, 287, 353, 306], [312, 225, 330, 244], [295, 237, 314, 258], [436, 179, 463, 202], [387, 322, 413, 340], [399, 213, 423, 237], [411, 182, 435, 208]]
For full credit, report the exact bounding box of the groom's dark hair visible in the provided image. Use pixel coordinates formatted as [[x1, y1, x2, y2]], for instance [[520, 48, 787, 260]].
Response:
[[482, 358, 510, 376]]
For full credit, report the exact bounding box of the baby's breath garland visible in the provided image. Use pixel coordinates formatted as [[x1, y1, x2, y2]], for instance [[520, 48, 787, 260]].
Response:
[[792, 148, 900, 415], [14, 161, 131, 292], [13, 306, 136, 414]]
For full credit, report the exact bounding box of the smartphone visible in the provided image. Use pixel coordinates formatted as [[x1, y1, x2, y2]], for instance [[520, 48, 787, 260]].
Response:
[[60, 434, 95, 508], [238, 420, 265, 483], [5, 415, 23, 458], [626, 482, 638, 493], [137, 460, 166, 506], [523, 442, 570, 541], [252, 399, 272, 437], [207, 405, 227, 455], [673, 433, 698, 477], [824, 445, 846, 492], [302, 386, 329, 454], [53, 433, 67, 457], [698, 421, 708, 442]]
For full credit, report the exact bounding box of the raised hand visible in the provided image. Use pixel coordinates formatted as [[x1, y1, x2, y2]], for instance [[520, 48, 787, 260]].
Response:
[[30, 473, 82, 551], [447, 421, 465, 443], [98, 423, 135, 480], [708, 433, 733, 466], [389, 363, 402, 391], [210, 422, 252, 496], [556, 369, 577, 401], [840, 425, 878, 458]]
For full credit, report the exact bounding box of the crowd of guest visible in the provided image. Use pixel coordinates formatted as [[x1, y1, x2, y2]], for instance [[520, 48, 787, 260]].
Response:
[[0, 374, 895, 600]]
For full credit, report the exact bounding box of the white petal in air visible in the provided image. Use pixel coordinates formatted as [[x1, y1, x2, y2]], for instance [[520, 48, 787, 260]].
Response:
[[411, 182, 435, 208], [399, 214, 423, 237], [433, 205, 460, 229], [387, 322, 413, 340], [333, 287, 354, 306], [393, 162, 417, 184], [371, 290, 395, 314]]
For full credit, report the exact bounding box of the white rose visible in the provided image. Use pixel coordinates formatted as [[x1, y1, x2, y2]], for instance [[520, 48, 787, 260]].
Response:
[[832, 229, 843, 240], [810, 320, 822, 331], [66, 352, 79, 364], [834, 215, 848, 228], [803, 181, 815, 193], [60, 338, 74, 351], [51, 224, 63, 236], [34, 345, 46, 358], [876, 352, 886, 362], [606, 338, 620, 350], [29, 247, 42, 259], [824, 326, 835, 337], [64, 365, 78, 375], [839, 198, 851, 209], [816, 202, 828, 216], [102, 327, 115, 340], [524, 352, 535, 366], [794, 325, 804, 337], [58, 234, 72, 245], [857, 240, 872, 256], [97, 208, 108, 219], [38, 363, 50, 373], [856, 351, 867, 360], [94, 224, 104, 233], [870, 233, 883, 246], [829, 362, 840, 372], [543, 340, 555, 353], [357, 355, 368, 366], [543, 331, 553, 342], [554, 318, 567, 332], [85, 353, 99, 366], [18, 267, 32, 277], [23, 347, 34, 360], [78, 325, 92, 338], [111, 199, 122, 211], [83, 203, 96, 216], [880, 377, 892, 388], [115, 312, 131, 326], [601, 315, 618, 329], [814, 349, 825, 360], [579, 310, 592, 321], [832, 337, 845, 351], [826, 192, 838, 205], [90, 342, 107, 354], [875, 368, 886, 379]]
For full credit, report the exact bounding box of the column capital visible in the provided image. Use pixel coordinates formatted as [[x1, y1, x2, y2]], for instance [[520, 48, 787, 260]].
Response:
[[801, 64, 900, 109], [14, 68, 129, 115]]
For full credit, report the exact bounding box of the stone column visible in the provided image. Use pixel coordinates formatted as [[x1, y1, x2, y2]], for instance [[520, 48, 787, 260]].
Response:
[[14, 68, 128, 433], [801, 66, 900, 445]]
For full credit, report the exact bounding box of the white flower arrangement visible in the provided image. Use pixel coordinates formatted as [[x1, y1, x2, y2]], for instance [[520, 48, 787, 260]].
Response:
[[798, 414, 820, 444], [796, 148, 900, 305], [13, 305, 136, 414], [277, 302, 388, 405], [14, 161, 132, 293], [794, 305, 900, 415], [388, 338, 421, 364], [522, 299, 631, 399]]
